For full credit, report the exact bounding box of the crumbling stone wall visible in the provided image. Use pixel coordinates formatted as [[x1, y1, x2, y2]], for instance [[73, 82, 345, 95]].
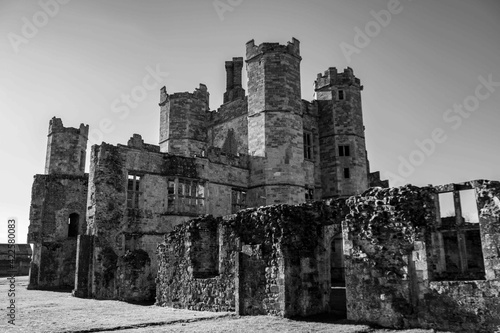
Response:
[[28, 174, 88, 290], [76, 134, 252, 302], [157, 202, 340, 317], [344, 182, 500, 332]]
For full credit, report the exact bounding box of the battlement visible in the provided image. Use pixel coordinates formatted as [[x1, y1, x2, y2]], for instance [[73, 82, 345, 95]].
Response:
[[246, 37, 301, 62], [45, 117, 89, 176], [314, 67, 362, 91], [159, 84, 209, 108], [48, 117, 89, 138]]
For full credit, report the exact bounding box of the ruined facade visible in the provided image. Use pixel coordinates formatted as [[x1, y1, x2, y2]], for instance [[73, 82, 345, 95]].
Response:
[[344, 180, 500, 332], [28, 118, 88, 289], [28, 38, 385, 298], [158, 180, 500, 332], [26, 37, 500, 332]]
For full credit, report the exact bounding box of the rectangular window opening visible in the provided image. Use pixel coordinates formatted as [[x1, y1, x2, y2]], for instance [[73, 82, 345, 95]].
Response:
[[433, 190, 485, 281], [305, 188, 314, 202], [339, 145, 351, 157], [168, 178, 205, 213], [338, 90, 344, 100], [303, 132, 313, 160], [459, 189, 480, 223], [438, 192, 455, 219], [127, 174, 141, 209], [343, 168, 350, 179], [231, 189, 247, 214]]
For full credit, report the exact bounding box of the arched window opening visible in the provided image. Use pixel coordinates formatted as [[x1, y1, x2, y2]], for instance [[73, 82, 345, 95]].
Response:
[[68, 213, 79, 238]]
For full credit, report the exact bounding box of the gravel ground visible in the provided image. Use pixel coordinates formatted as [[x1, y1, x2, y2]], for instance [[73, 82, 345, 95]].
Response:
[[0, 276, 447, 333]]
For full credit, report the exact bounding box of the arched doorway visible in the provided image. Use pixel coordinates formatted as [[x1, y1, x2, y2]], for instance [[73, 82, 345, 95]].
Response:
[[68, 213, 79, 238]]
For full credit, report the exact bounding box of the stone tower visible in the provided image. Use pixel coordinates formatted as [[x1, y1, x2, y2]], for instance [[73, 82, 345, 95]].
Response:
[[315, 67, 368, 198], [28, 117, 88, 290], [159, 84, 210, 156], [246, 38, 306, 206], [45, 117, 89, 175]]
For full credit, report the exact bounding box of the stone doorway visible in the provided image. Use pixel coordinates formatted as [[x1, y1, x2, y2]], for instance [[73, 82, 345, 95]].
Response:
[[330, 234, 346, 316]]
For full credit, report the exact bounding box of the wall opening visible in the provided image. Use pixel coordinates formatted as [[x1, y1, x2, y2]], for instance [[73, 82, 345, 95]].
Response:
[[127, 174, 141, 209], [68, 213, 79, 238], [433, 188, 485, 281], [330, 234, 346, 316], [191, 221, 219, 279], [231, 188, 247, 213], [330, 235, 345, 287]]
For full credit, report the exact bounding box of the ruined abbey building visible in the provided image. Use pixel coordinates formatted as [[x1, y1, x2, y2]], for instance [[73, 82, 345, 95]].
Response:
[[28, 38, 386, 297]]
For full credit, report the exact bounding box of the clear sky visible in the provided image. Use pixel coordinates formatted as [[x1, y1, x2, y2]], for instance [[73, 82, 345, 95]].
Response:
[[1, 0, 499, 243]]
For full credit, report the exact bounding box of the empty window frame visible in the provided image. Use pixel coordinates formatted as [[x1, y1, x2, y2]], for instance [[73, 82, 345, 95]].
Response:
[[168, 178, 205, 213], [303, 132, 313, 160], [68, 213, 79, 238], [305, 188, 314, 202], [231, 188, 247, 213], [338, 145, 350, 157], [167, 180, 176, 212], [79, 150, 85, 172], [434, 189, 485, 281], [343, 168, 350, 179], [338, 90, 345, 100], [127, 174, 141, 209]]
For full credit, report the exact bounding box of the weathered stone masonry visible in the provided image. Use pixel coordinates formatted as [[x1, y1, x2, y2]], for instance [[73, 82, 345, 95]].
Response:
[[26, 37, 499, 332], [28, 117, 88, 290], [29, 38, 386, 302], [344, 181, 500, 332], [157, 180, 500, 332], [156, 202, 344, 317]]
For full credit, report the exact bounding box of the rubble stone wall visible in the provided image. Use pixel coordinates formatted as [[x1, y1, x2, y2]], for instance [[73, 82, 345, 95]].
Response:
[[344, 183, 500, 332], [157, 202, 340, 317]]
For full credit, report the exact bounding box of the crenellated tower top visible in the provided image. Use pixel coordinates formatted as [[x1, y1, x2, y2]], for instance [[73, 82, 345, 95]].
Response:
[[246, 37, 301, 62]]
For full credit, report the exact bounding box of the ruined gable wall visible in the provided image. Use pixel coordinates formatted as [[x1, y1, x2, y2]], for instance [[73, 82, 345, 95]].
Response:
[[344, 183, 500, 332]]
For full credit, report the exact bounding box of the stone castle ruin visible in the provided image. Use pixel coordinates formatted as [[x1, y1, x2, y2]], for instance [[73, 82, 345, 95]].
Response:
[[27, 38, 499, 332]]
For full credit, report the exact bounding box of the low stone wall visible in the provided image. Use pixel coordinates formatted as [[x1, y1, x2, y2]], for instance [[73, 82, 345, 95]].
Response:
[[156, 202, 340, 317], [419, 280, 500, 332], [156, 215, 236, 312]]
